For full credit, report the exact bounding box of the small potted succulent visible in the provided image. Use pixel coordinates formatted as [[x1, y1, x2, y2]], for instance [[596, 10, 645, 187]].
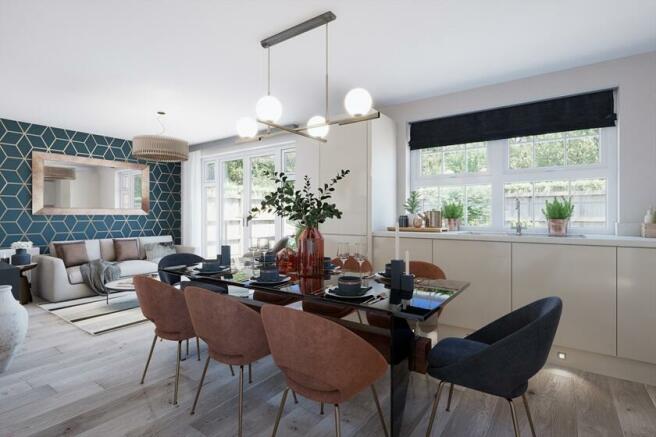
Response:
[[404, 191, 423, 227], [442, 201, 464, 231], [542, 196, 574, 236]]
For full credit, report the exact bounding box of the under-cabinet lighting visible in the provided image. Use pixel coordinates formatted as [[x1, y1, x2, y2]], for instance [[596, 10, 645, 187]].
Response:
[[557, 352, 567, 360]]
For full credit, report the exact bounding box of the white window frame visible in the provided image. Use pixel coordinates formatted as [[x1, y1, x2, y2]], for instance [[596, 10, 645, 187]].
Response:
[[200, 142, 295, 258], [115, 169, 143, 209], [409, 127, 617, 234]]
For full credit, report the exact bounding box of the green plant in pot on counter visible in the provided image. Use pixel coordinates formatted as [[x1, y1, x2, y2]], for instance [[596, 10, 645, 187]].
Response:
[[442, 201, 464, 231], [404, 191, 423, 227], [542, 196, 574, 236], [247, 169, 350, 277]]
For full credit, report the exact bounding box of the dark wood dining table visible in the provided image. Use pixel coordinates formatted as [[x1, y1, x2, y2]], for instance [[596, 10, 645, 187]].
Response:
[[159, 264, 469, 437]]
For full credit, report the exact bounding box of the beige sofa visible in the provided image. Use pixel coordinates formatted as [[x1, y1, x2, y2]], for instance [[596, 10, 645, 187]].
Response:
[[32, 236, 196, 302]]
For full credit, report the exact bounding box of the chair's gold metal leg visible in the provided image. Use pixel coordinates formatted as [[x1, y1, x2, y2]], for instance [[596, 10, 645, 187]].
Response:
[[371, 385, 388, 437], [196, 337, 201, 361], [426, 381, 445, 437], [186, 338, 189, 358], [140, 334, 157, 384], [320, 402, 324, 415], [191, 355, 211, 415], [446, 383, 454, 411], [229, 365, 235, 376], [248, 363, 253, 384], [271, 387, 289, 437], [334, 404, 341, 437], [522, 393, 537, 437], [508, 399, 520, 437], [356, 311, 363, 323], [291, 390, 298, 404], [238, 365, 244, 437], [173, 340, 182, 405]]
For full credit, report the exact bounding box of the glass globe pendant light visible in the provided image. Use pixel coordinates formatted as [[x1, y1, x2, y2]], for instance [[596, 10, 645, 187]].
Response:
[[307, 115, 329, 138], [236, 117, 258, 138], [344, 88, 373, 117], [255, 95, 282, 123]]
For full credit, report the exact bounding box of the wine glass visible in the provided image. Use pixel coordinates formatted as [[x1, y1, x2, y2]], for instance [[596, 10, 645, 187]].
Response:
[[337, 243, 350, 271], [354, 242, 368, 280]]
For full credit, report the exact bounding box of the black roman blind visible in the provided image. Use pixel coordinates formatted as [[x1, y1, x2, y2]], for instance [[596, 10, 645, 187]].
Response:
[[409, 89, 616, 150]]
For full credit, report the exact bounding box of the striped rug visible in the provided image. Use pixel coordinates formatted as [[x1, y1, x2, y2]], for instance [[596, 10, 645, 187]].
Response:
[[38, 292, 148, 335]]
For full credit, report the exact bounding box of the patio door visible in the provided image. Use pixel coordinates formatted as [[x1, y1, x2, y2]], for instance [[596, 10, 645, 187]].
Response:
[[201, 146, 295, 259]]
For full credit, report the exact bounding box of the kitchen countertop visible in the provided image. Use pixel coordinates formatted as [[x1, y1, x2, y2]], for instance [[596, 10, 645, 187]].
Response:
[[372, 230, 656, 248]]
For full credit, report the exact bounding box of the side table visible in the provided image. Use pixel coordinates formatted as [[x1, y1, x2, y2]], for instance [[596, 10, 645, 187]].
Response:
[[17, 263, 38, 304]]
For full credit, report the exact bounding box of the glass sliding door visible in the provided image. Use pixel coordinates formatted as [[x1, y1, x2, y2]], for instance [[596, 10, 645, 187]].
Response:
[[222, 158, 245, 257], [248, 155, 277, 250], [200, 145, 296, 258]]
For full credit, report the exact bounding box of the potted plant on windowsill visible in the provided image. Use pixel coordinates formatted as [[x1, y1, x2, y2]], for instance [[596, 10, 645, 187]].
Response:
[[442, 201, 464, 231], [247, 169, 350, 277], [542, 196, 574, 236], [404, 191, 423, 227]]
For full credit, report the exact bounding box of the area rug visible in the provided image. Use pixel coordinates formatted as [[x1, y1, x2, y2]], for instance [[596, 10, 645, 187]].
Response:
[[38, 292, 148, 335]]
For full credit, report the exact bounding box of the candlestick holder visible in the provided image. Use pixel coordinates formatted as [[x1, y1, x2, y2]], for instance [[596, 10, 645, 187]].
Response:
[[220, 245, 231, 266], [400, 273, 414, 300], [389, 259, 405, 304]]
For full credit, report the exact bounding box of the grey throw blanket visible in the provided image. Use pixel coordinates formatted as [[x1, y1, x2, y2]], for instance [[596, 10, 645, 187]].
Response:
[[80, 259, 121, 295]]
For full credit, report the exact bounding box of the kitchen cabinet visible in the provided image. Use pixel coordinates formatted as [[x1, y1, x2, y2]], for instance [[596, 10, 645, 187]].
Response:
[[372, 237, 432, 272], [617, 247, 656, 364], [434, 240, 511, 330], [512, 243, 616, 356]]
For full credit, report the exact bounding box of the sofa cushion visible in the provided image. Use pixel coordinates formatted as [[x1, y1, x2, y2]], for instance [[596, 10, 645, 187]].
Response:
[[56, 242, 89, 268], [66, 265, 84, 284], [114, 239, 140, 261], [138, 236, 173, 259], [144, 242, 176, 262], [118, 260, 158, 277], [50, 240, 101, 261]]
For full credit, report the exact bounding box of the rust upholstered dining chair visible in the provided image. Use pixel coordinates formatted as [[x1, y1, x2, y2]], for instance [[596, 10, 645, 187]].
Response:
[[261, 304, 389, 437], [133, 275, 200, 405], [184, 286, 270, 437]]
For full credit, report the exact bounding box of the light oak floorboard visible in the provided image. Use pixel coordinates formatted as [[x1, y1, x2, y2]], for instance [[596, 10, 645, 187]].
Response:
[[1, 304, 656, 437]]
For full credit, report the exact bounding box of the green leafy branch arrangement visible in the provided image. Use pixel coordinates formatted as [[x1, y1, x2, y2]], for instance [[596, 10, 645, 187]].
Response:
[[442, 201, 464, 219], [246, 169, 350, 229], [542, 196, 574, 220], [404, 191, 422, 214]]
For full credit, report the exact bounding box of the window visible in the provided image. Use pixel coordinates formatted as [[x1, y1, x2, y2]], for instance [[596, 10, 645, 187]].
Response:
[[116, 170, 142, 209], [410, 127, 616, 233], [201, 145, 295, 258]]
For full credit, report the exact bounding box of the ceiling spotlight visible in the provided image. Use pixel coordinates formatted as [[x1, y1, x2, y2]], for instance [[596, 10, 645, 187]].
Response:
[[344, 88, 373, 117], [236, 117, 258, 138], [256, 95, 282, 123], [307, 115, 329, 138]]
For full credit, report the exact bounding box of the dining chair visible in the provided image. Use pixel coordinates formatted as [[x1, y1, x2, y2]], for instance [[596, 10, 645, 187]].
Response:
[[180, 280, 228, 294], [158, 253, 204, 285], [367, 260, 446, 330], [331, 256, 373, 274], [261, 304, 389, 437], [425, 296, 562, 437], [133, 275, 200, 405], [184, 286, 270, 437]]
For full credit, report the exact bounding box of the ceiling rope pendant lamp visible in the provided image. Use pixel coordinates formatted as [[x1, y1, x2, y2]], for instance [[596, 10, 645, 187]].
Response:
[[132, 111, 189, 162], [236, 11, 380, 143]]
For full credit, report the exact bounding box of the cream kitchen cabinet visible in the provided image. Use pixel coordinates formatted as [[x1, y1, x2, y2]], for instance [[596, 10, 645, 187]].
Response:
[[617, 247, 656, 364], [512, 243, 616, 356], [372, 237, 433, 272], [434, 240, 512, 331]]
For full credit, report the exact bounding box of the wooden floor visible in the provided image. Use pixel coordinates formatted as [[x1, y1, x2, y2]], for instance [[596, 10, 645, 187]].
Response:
[[2, 305, 656, 437]]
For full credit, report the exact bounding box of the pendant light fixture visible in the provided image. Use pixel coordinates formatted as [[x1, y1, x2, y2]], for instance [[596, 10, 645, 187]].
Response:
[[236, 11, 379, 143], [132, 111, 189, 162]]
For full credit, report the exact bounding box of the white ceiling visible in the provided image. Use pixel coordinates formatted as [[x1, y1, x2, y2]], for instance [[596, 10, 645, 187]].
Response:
[[1, 0, 654, 144]]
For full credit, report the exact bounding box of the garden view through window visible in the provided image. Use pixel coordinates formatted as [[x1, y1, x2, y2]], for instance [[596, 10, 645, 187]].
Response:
[[411, 128, 614, 232]]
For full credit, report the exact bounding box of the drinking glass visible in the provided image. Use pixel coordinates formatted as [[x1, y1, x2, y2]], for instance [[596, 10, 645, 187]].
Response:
[[337, 243, 350, 271], [354, 242, 368, 280]]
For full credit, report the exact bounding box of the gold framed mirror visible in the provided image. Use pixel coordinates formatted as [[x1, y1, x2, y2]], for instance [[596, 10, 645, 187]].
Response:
[[32, 152, 150, 215]]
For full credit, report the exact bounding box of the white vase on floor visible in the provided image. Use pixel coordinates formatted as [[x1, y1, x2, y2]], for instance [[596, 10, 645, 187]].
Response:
[[0, 285, 28, 373]]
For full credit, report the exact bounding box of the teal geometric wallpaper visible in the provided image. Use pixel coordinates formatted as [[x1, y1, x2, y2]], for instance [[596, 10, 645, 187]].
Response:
[[0, 117, 181, 253]]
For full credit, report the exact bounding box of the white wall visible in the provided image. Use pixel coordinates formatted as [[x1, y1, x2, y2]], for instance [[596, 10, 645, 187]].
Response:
[[381, 51, 656, 236]]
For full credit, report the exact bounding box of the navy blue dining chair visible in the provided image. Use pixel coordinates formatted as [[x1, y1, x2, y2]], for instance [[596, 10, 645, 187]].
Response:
[[425, 296, 562, 437], [158, 253, 205, 285]]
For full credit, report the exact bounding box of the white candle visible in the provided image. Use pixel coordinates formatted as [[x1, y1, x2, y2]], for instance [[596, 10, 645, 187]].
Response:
[[405, 250, 410, 274], [394, 224, 400, 260]]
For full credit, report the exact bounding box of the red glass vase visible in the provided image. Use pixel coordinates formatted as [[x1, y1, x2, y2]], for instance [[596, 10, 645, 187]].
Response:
[[297, 227, 324, 278]]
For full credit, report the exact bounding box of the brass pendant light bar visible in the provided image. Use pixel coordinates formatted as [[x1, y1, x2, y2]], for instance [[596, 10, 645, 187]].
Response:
[[257, 119, 328, 143], [260, 11, 336, 48]]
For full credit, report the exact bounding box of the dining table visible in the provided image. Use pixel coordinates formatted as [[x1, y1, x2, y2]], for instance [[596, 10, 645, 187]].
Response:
[[159, 262, 469, 437]]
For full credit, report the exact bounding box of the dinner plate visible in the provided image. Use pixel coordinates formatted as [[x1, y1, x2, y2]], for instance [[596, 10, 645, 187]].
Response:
[[194, 266, 230, 275], [325, 286, 374, 299], [249, 276, 291, 286]]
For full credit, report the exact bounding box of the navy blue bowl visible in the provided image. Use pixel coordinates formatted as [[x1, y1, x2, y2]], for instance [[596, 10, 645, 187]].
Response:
[[258, 267, 280, 282], [337, 275, 363, 296]]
